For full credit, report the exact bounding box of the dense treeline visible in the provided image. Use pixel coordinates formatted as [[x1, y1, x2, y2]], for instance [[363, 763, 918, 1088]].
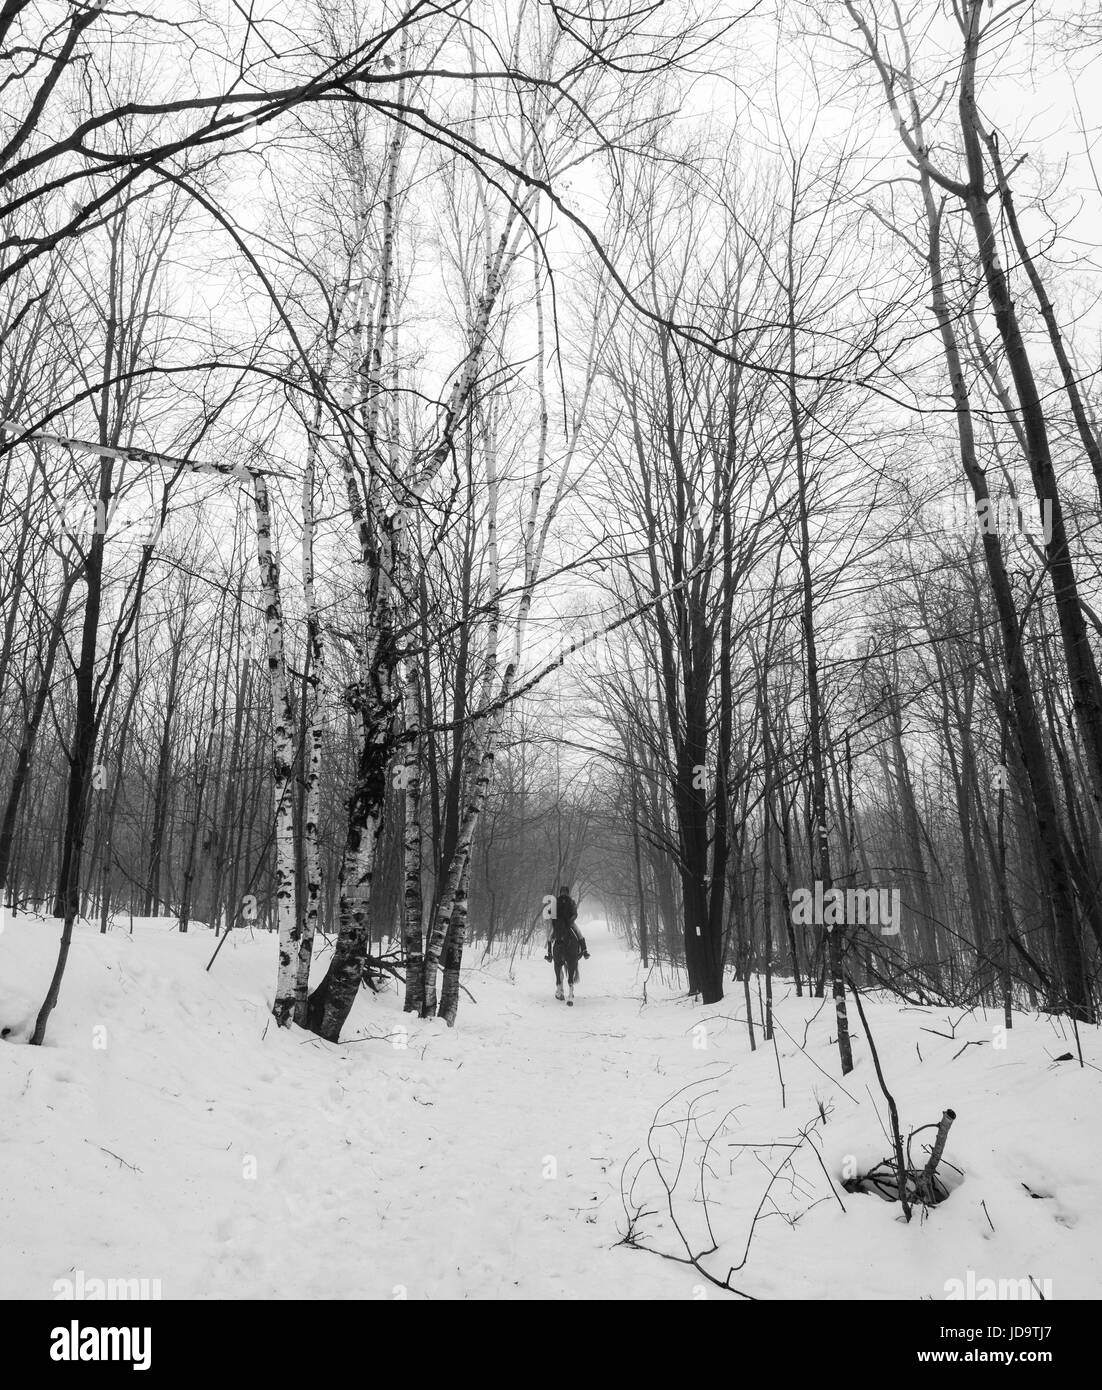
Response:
[[3, 1, 1102, 1055]]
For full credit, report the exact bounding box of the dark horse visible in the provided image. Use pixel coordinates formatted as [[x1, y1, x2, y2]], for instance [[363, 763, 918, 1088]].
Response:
[[551, 923, 582, 1005]]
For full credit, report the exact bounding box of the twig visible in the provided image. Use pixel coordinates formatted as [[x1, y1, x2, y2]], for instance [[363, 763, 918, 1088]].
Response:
[[728, 1121, 823, 1273], [864, 1084, 891, 1147], [1071, 1014, 1084, 1068], [848, 977, 911, 1222], [771, 1029, 786, 1109], [804, 1127, 847, 1213], [800, 997, 829, 1049], [85, 1140, 141, 1173], [205, 923, 234, 972], [770, 1014, 858, 1102]]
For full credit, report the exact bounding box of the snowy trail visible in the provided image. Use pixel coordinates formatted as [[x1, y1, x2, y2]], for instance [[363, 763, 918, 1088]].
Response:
[[258, 921, 717, 1300], [3, 916, 1102, 1300], [1, 919, 713, 1299]]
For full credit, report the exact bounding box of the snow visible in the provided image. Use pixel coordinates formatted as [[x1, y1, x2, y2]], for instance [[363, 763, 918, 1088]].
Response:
[[2, 914, 1100, 1299]]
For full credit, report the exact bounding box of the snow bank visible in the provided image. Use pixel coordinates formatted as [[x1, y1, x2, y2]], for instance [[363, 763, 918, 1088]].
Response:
[[2, 914, 1099, 1299]]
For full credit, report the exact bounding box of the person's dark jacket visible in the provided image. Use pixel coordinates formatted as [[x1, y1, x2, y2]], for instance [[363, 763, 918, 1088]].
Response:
[[546, 894, 588, 958]]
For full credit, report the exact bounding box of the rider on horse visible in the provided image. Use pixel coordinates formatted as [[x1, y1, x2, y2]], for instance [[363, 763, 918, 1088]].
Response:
[[544, 885, 588, 1002]]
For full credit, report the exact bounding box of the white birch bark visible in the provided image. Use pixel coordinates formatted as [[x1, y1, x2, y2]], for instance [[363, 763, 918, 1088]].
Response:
[[400, 662, 425, 1013], [309, 92, 406, 1039], [296, 418, 324, 1024], [293, 268, 357, 1021], [316, 174, 528, 1037], [252, 470, 299, 1026]]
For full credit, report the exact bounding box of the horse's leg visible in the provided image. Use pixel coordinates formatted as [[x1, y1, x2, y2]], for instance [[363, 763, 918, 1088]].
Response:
[[567, 950, 576, 1004], [554, 952, 564, 1000]]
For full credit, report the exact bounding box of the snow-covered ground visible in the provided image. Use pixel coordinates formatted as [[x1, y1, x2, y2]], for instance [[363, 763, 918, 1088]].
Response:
[[2, 914, 1100, 1299]]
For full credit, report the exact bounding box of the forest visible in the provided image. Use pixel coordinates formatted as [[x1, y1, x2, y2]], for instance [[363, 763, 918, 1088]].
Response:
[[2, 0, 1102, 1311]]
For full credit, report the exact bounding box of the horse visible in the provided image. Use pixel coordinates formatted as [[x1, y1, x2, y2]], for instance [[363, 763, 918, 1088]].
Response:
[[551, 928, 583, 1005]]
